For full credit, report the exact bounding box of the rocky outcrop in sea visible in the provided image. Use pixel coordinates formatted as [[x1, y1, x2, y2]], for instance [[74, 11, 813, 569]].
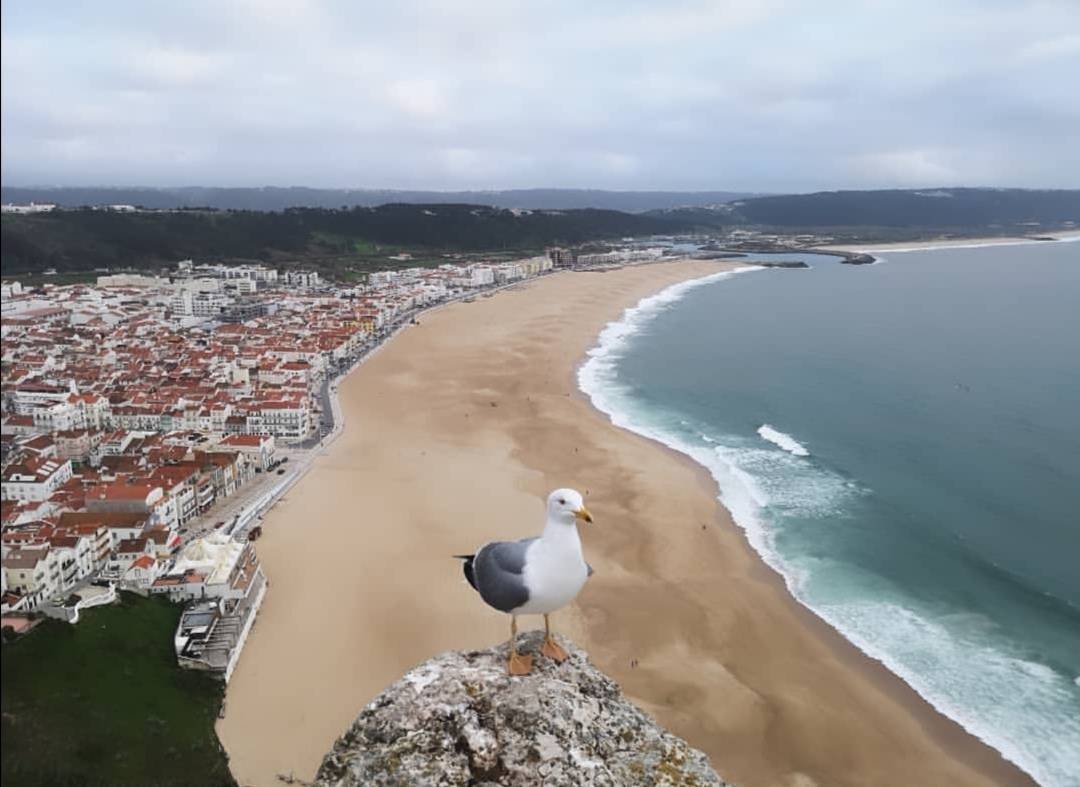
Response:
[[313, 631, 730, 786]]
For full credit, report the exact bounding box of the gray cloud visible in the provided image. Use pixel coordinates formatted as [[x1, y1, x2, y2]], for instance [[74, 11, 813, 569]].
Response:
[[2, 0, 1078, 191]]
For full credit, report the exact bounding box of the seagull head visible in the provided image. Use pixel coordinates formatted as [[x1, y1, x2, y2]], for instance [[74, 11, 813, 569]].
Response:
[[547, 488, 592, 525]]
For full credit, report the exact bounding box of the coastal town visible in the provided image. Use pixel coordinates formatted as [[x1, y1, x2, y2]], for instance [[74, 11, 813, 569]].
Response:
[[0, 244, 669, 677], [0, 218, 995, 678], [4, 0, 1079, 781]]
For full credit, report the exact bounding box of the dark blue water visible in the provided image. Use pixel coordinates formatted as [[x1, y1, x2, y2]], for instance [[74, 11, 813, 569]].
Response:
[[579, 242, 1080, 786]]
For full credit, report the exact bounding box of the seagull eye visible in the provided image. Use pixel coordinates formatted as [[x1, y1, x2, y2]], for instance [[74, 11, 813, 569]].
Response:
[[558, 498, 566, 505]]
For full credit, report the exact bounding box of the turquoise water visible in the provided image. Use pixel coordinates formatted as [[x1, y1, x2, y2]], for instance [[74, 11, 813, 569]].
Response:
[[578, 242, 1080, 787]]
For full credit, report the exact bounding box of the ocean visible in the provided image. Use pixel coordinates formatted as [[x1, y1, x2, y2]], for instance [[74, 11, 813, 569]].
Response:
[[579, 240, 1080, 787]]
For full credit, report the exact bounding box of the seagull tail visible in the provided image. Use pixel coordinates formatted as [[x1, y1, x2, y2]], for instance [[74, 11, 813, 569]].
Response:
[[453, 554, 478, 591]]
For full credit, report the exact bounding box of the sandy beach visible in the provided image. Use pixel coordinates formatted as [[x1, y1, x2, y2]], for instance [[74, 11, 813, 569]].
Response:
[[218, 260, 1033, 787], [820, 229, 1080, 253]]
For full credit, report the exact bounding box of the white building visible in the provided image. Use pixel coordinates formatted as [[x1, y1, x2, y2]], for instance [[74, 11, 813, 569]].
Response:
[[169, 290, 194, 316], [85, 480, 178, 530], [122, 554, 162, 589], [105, 537, 154, 578], [470, 266, 495, 286], [151, 533, 261, 601], [11, 382, 75, 415], [574, 248, 664, 267], [1, 457, 73, 502], [369, 271, 398, 287], [2, 546, 60, 608], [96, 273, 169, 288], [190, 292, 233, 318], [284, 270, 321, 289], [248, 401, 311, 440], [48, 535, 97, 591], [28, 393, 110, 432], [1, 202, 56, 214], [222, 265, 279, 285]]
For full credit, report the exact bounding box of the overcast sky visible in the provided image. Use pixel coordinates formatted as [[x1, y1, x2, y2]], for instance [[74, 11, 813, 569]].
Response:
[[2, 0, 1078, 192]]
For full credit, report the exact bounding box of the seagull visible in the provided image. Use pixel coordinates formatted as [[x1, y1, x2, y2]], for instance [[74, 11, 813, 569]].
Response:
[[455, 488, 594, 675]]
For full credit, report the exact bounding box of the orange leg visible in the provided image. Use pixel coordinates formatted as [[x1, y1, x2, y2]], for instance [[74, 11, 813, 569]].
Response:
[[541, 613, 569, 663], [507, 616, 533, 676]]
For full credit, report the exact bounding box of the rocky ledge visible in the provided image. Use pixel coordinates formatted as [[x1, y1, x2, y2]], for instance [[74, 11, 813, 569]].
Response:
[[749, 260, 809, 268], [838, 253, 876, 265], [314, 631, 730, 787]]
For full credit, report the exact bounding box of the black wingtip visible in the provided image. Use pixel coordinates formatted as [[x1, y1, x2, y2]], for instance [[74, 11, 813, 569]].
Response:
[[454, 554, 478, 591]]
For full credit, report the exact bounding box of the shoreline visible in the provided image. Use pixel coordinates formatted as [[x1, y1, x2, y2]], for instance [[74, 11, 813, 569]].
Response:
[[235, 280, 548, 532], [592, 435, 1034, 785], [574, 267, 1043, 784], [818, 229, 1080, 253], [218, 260, 1033, 787]]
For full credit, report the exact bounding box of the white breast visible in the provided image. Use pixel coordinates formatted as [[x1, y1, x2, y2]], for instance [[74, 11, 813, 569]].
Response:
[[515, 532, 589, 615]]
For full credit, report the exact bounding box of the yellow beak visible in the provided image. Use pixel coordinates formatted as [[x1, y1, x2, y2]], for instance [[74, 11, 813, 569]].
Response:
[[575, 506, 593, 524]]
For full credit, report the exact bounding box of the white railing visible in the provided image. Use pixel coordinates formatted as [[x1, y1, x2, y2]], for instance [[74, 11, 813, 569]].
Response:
[[224, 572, 267, 682], [43, 582, 118, 624]]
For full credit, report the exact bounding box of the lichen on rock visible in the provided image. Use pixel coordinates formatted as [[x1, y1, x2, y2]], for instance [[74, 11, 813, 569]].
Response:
[[314, 631, 730, 786]]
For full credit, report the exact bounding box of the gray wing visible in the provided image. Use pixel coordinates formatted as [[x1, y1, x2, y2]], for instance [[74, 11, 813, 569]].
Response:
[[473, 537, 537, 613]]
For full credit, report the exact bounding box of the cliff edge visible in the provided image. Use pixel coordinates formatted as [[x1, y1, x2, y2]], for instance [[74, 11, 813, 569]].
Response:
[[314, 630, 730, 786]]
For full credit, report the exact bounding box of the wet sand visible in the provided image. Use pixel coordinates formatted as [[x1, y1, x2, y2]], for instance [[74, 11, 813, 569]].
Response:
[[218, 260, 1034, 787]]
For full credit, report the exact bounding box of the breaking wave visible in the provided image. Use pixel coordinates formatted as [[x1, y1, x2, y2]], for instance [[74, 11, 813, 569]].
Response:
[[577, 266, 1079, 786], [757, 424, 810, 456]]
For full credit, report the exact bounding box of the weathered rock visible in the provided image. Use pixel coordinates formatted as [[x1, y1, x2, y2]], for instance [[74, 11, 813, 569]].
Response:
[[838, 253, 876, 265], [314, 631, 730, 787]]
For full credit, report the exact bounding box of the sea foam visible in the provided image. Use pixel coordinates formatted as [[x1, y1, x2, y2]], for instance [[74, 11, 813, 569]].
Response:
[[576, 265, 1078, 787], [757, 424, 810, 456], [577, 265, 761, 440], [815, 599, 1080, 787], [577, 265, 854, 590]]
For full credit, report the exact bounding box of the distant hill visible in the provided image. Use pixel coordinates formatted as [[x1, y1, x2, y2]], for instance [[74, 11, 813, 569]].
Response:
[[648, 188, 1080, 229], [4, 188, 1075, 279], [0, 186, 757, 213], [0, 203, 695, 275]]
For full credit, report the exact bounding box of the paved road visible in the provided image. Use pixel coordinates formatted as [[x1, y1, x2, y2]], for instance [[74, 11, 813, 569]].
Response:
[[182, 280, 544, 541], [177, 456, 303, 546], [294, 281, 541, 451]]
